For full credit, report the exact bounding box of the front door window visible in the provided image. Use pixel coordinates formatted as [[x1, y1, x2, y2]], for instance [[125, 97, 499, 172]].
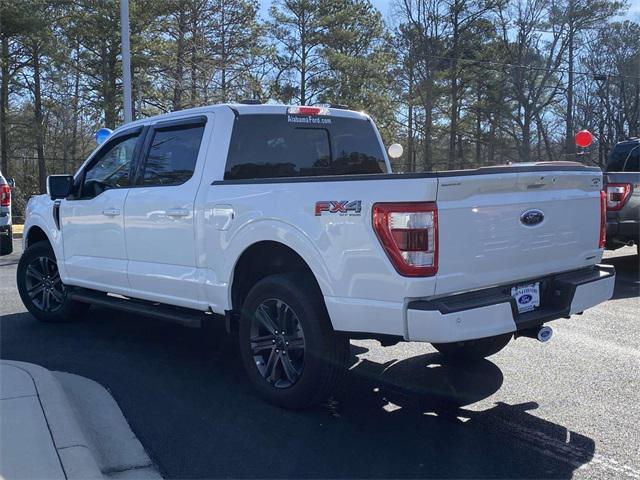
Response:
[[82, 134, 139, 198]]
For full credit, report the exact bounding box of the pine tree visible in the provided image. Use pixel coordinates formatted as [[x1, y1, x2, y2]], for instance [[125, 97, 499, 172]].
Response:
[[268, 0, 327, 104]]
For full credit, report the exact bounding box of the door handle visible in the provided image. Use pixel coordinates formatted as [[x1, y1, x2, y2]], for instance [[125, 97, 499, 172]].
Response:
[[102, 208, 120, 216], [166, 208, 190, 217]]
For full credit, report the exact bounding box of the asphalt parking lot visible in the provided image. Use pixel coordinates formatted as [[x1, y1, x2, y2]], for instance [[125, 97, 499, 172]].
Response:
[[1, 240, 638, 479]]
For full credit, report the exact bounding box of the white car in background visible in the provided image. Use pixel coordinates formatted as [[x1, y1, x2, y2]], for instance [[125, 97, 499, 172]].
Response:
[[0, 171, 13, 255]]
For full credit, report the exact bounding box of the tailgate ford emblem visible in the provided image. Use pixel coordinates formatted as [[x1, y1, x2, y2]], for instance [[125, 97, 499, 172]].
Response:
[[518, 294, 533, 304], [520, 209, 544, 226]]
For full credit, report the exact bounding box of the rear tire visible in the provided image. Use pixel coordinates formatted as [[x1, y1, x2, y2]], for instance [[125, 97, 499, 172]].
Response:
[[238, 272, 349, 409], [17, 241, 89, 322], [432, 333, 512, 362], [0, 226, 12, 255]]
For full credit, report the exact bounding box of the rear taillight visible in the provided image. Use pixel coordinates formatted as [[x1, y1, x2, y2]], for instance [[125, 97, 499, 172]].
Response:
[[599, 190, 606, 249], [373, 202, 438, 276], [0, 184, 10, 207], [605, 183, 632, 211]]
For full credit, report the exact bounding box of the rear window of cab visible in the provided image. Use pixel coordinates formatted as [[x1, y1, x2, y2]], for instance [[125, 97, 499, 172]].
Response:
[[224, 114, 387, 180], [607, 142, 640, 172]]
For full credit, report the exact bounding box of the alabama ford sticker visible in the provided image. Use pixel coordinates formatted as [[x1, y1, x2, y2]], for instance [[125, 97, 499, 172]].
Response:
[[288, 115, 332, 125], [315, 201, 362, 216]]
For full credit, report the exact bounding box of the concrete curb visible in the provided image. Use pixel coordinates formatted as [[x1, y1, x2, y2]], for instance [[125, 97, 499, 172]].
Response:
[[1, 360, 104, 480], [12, 224, 22, 239], [54, 372, 161, 479], [1, 361, 162, 480]]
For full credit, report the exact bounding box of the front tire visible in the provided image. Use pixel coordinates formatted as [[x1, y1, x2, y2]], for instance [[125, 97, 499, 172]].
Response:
[[432, 333, 512, 362], [238, 273, 349, 409], [17, 241, 89, 322]]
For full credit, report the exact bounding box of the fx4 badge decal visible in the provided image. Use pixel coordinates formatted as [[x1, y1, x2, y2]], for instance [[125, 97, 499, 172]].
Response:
[[315, 200, 362, 216]]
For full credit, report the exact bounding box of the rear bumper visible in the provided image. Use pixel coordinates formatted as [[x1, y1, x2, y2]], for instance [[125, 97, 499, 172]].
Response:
[[406, 265, 615, 343]]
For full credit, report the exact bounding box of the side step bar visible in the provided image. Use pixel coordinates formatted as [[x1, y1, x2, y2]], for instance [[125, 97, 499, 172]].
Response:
[[67, 288, 209, 328]]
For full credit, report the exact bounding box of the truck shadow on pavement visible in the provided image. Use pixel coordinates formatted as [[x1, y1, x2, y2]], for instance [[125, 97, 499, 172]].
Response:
[[601, 252, 639, 300], [338, 349, 595, 478], [0, 308, 595, 479]]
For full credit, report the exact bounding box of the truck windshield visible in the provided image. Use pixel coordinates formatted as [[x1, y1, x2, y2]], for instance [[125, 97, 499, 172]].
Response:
[[224, 114, 387, 180], [606, 142, 640, 172]]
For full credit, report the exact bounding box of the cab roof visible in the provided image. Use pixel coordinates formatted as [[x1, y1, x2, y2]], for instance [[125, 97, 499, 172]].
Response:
[[614, 138, 640, 147], [113, 103, 369, 135]]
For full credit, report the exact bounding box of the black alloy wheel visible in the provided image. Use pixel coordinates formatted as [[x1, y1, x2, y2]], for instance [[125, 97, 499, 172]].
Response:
[[24, 255, 66, 312], [250, 298, 306, 388], [238, 273, 349, 409], [17, 241, 89, 322]]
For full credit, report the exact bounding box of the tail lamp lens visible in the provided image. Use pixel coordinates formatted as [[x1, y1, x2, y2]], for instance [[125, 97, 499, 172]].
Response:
[[599, 190, 606, 249], [373, 202, 438, 276], [0, 184, 10, 207], [605, 183, 631, 211]]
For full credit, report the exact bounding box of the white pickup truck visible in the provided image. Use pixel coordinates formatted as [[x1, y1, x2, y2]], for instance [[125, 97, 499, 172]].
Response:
[[18, 104, 615, 408]]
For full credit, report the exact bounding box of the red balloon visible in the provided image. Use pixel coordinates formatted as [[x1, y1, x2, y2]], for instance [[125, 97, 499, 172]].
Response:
[[575, 130, 593, 148]]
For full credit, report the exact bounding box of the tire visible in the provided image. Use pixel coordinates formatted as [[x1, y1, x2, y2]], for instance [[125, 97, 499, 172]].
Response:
[[432, 333, 512, 362], [0, 226, 12, 255], [238, 272, 349, 409], [17, 241, 89, 322]]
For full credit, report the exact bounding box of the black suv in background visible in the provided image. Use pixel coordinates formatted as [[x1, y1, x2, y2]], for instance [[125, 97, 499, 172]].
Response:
[[604, 138, 639, 255]]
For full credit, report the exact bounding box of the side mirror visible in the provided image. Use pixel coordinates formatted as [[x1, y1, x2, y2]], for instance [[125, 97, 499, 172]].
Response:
[[6, 178, 15, 189], [47, 175, 74, 200], [387, 143, 404, 159]]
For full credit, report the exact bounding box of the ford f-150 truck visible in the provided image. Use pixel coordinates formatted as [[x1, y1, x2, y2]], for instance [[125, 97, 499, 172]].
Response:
[[17, 104, 615, 408]]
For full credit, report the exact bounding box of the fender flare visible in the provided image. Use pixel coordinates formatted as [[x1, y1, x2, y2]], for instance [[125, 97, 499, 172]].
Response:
[[23, 213, 68, 280], [221, 218, 334, 308]]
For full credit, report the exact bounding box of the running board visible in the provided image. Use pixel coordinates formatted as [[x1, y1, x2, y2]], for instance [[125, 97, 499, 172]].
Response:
[[67, 289, 208, 328]]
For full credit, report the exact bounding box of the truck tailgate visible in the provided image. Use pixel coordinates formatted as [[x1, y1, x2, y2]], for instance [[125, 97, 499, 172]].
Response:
[[435, 169, 604, 296]]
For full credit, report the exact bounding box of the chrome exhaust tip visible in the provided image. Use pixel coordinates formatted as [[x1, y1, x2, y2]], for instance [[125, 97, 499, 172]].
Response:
[[537, 326, 553, 342], [516, 325, 553, 342]]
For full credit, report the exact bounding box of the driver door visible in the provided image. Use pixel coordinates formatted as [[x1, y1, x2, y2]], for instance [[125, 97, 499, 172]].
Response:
[[60, 127, 144, 295]]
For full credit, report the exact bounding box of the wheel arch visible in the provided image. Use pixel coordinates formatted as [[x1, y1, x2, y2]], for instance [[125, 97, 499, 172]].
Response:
[[23, 208, 67, 280], [24, 225, 50, 248], [229, 240, 326, 313], [218, 218, 335, 311]]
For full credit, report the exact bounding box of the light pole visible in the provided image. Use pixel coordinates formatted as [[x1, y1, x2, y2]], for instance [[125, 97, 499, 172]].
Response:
[[594, 74, 608, 167], [120, 0, 133, 123]]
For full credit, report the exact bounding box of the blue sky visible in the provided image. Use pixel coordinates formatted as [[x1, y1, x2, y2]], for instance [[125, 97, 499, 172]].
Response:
[[258, 0, 392, 20], [258, 0, 640, 22], [625, 0, 640, 21]]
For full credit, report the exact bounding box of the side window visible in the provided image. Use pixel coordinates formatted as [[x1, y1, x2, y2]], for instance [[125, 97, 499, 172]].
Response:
[[139, 124, 205, 186], [607, 143, 640, 172], [624, 146, 639, 172], [82, 133, 139, 198]]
